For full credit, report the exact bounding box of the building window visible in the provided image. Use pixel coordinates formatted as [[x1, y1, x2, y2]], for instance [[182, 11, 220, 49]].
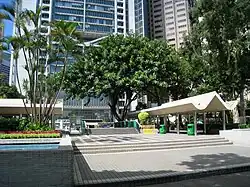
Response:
[[155, 25, 162, 28], [155, 30, 162, 34], [42, 0, 50, 4], [86, 0, 114, 6], [117, 15, 123, 20], [41, 13, 49, 18], [165, 6, 173, 10], [154, 9, 161, 13], [177, 8, 185, 12], [165, 1, 172, 5], [167, 32, 175, 36], [42, 6, 49, 11], [154, 4, 162, 8], [168, 38, 175, 41], [118, 21, 123, 26], [177, 3, 185, 7], [166, 22, 174, 25], [117, 2, 123, 7], [177, 13, 186, 17], [166, 16, 173, 20], [178, 24, 187, 28], [41, 20, 49, 26], [166, 11, 173, 15], [179, 30, 187, 34], [118, 28, 124, 33], [178, 19, 186, 23], [118, 9, 123, 13]]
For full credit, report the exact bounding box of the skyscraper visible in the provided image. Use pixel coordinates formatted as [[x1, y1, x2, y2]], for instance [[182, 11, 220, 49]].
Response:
[[127, 0, 149, 36], [149, 0, 194, 48]]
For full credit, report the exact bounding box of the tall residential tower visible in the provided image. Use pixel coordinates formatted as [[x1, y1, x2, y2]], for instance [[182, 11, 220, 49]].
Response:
[[149, 0, 194, 48]]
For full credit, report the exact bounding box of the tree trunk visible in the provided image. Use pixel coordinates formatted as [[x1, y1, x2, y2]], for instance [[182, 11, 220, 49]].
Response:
[[239, 90, 246, 124], [109, 103, 122, 121]]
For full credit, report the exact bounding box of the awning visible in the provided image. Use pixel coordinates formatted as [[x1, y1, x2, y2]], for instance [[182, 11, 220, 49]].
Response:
[[0, 99, 63, 115], [142, 91, 232, 116]]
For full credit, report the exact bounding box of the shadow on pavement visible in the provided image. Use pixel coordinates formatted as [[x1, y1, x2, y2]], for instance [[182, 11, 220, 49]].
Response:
[[177, 153, 250, 170]]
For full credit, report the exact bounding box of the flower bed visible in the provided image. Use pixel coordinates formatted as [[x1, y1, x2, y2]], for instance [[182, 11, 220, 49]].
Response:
[[0, 130, 61, 139], [0, 130, 60, 134], [0, 133, 61, 139]]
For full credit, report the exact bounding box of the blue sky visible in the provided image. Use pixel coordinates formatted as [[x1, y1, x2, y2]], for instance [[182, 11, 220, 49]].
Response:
[[1, 0, 13, 37]]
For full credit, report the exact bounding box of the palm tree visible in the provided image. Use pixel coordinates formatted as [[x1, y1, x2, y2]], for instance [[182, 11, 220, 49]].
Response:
[[8, 7, 83, 125], [0, 0, 19, 64], [0, 0, 18, 21]]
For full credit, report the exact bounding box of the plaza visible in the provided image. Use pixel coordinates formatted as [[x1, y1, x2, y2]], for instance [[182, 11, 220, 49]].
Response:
[[72, 134, 250, 186]]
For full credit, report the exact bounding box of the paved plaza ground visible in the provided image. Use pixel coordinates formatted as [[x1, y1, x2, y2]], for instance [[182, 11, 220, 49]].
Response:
[[73, 134, 250, 186], [148, 171, 250, 187], [72, 134, 224, 145]]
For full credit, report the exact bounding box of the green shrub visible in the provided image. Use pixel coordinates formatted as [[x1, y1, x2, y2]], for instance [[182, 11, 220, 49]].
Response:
[[0, 117, 20, 131], [0, 117, 53, 131], [23, 121, 52, 131], [238, 124, 250, 129], [138, 112, 150, 125]]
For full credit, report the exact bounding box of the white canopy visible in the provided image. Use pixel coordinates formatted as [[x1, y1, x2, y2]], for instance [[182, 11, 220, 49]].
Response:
[[0, 99, 63, 115], [142, 91, 232, 116]]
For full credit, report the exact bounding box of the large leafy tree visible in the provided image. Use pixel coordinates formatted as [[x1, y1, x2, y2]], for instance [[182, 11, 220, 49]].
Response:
[[141, 39, 191, 105], [182, 0, 250, 123], [65, 35, 152, 121], [64, 34, 188, 121]]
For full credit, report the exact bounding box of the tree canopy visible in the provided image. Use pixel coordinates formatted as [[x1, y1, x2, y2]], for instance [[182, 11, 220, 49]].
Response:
[[64, 34, 190, 121], [182, 0, 250, 122]]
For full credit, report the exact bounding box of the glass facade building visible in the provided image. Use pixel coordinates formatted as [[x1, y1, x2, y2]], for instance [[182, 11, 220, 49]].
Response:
[[39, 0, 126, 40], [128, 0, 148, 36]]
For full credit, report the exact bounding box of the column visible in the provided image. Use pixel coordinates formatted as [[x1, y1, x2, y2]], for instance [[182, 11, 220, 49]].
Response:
[[203, 113, 207, 134], [194, 112, 197, 136], [163, 115, 167, 126], [222, 110, 226, 130], [177, 114, 180, 134], [51, 115, 54, 129]]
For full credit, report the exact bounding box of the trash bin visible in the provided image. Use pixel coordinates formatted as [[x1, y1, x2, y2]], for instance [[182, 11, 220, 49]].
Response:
[[159, 124, 167, 134], [187, 124, 195, 135]]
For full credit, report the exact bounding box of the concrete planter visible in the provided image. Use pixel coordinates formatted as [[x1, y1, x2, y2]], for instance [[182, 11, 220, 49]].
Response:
[[219, 129, 250, 146], [0, 136, 73, 187]]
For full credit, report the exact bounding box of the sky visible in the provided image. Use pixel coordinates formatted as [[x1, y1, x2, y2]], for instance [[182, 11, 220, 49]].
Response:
[[0, 0, 13, 37]]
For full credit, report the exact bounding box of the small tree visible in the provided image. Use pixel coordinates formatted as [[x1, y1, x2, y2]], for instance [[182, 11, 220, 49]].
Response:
[[138, 112, 149, 125]]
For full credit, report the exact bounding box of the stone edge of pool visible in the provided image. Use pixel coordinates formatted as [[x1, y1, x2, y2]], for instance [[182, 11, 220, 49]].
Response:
[[0, 135, 73, 187], [0, 135, 72, 148]]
